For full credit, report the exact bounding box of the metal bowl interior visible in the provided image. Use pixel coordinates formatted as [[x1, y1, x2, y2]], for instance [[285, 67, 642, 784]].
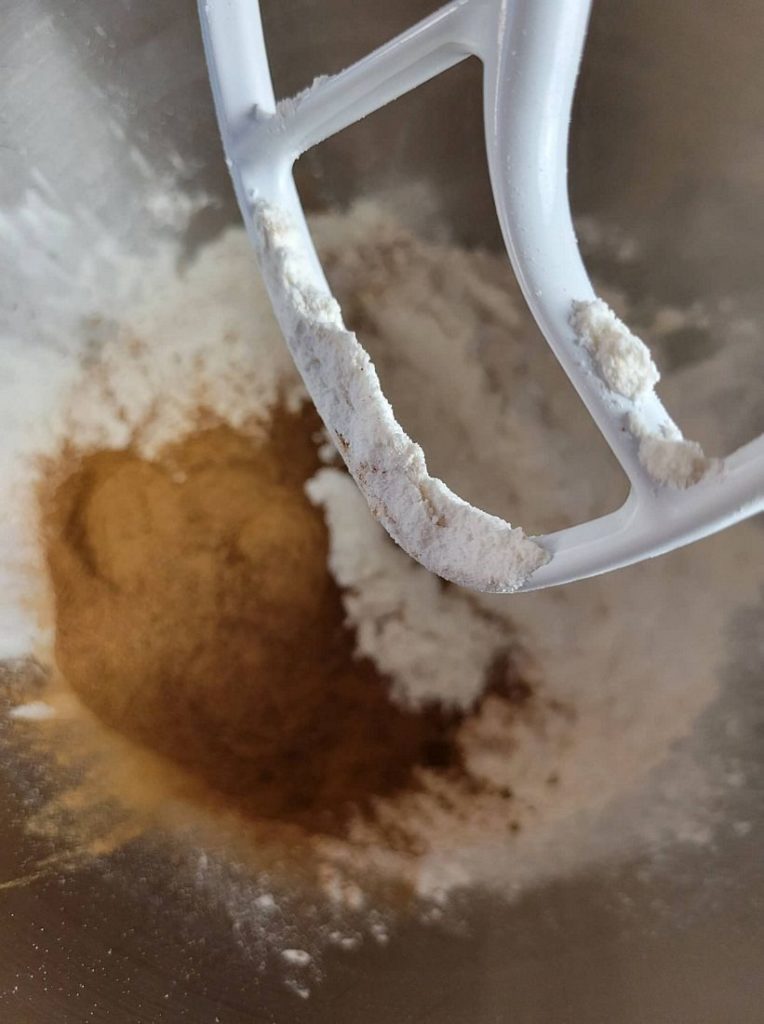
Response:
[[1, 1, 763, 1021]]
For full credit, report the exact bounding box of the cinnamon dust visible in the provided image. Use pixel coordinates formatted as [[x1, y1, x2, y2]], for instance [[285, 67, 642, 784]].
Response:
[[42, 408, 467, 836]]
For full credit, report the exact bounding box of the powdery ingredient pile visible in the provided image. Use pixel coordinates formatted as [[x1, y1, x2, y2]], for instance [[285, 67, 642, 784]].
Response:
[[42, 410, 475, 835], [2, 195, 762, 984]]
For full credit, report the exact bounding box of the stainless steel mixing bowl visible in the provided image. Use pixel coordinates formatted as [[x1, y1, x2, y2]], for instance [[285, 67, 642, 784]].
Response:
[[1, 1, 763, 1021]]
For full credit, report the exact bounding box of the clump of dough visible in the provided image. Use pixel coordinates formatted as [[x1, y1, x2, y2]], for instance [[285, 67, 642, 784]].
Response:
[[627, 414, 716, 488], [571, 298, 659, 399]]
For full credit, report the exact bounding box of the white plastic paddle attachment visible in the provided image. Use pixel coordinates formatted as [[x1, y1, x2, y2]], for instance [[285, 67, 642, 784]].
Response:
[[198, 0, 764, 593]]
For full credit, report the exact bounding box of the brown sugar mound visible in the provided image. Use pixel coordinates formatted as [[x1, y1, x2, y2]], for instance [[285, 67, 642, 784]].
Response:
[[43, 408, 463, 836]]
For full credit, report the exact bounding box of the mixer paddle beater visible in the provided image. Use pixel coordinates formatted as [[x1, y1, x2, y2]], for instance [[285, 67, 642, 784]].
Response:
[[198, 0, 764, 593]]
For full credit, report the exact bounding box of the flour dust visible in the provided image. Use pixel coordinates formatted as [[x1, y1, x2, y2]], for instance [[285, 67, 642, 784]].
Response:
[[1, 184, 763, 996]]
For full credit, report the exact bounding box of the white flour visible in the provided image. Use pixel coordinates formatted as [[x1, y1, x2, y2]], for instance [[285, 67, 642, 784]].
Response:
[[0, 191, 300, 661], [571, 297, 716, 488], [252, 200, 548, 593], [298, 205, 762, 887], [1, 187, 762, 958], [571, 298, 660, 399], [306, 468, 514, 709], [627, 412, 716, 488]]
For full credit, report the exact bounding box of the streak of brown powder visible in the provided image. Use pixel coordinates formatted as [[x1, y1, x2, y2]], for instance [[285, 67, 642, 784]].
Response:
[[41, 407, 469, 839]]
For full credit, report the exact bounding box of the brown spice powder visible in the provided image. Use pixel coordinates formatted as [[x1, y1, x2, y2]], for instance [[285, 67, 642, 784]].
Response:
[[42, 408, 466, 837]]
